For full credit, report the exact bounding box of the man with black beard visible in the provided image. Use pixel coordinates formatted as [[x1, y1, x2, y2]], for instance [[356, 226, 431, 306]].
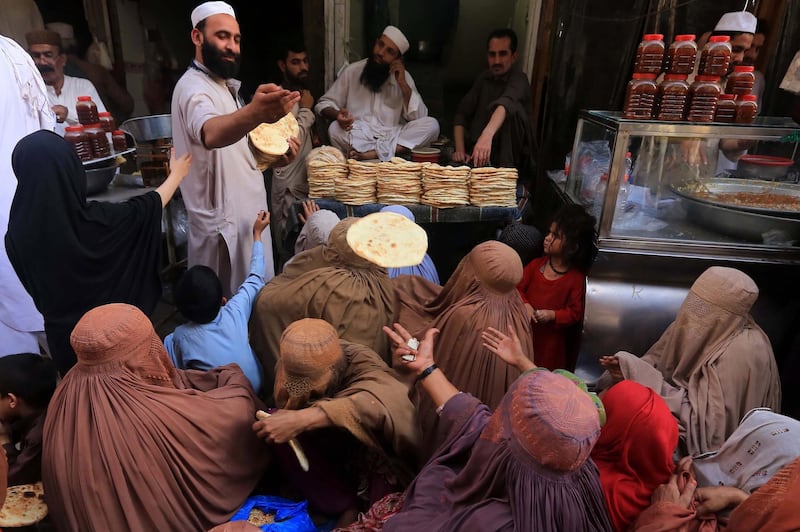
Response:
[[25, 30, 106, 135], [171, 1, 300, 297], [315, 26, 439, 161], [271, 44, 317, 264]]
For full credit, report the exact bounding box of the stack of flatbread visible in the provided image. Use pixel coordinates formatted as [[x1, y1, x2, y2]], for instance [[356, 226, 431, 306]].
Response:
[[0, 482, 48, 528], [421, 163, 471, 208], [248, 113, 300, 171], [336, 160, 378, 205], [468, 167, 518, 207], [306, 146, 347, 199], [377, 157, 424, 204]]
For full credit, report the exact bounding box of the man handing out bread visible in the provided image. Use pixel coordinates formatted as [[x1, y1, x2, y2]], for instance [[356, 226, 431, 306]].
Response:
[[172, 1, 300, 295]]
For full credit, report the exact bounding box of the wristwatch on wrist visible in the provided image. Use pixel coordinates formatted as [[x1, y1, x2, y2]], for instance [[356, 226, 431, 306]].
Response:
[[415, 363, 438, 384]]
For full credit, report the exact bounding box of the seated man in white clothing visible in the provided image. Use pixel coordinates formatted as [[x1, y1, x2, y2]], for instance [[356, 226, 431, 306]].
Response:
[[26, 30, 106, 134], [315, 25, 439, 161]]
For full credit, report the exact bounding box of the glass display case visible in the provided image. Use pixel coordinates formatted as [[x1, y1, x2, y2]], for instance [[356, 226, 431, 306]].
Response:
[[565, 111, 800, 262]]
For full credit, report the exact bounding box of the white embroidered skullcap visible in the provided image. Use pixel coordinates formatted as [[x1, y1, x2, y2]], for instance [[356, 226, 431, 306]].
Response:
[[191, 1, 236, 28], [714, 11, 757, 34], [382, 25, 409, 55]]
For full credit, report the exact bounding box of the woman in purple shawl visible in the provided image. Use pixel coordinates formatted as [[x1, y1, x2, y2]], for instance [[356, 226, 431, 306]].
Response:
[[379, 205, 440, 284], [340, 325, 613, 531]]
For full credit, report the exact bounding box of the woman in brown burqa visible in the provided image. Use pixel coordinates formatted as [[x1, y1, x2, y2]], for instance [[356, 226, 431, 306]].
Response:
[[251, 218, 395, 397], [42, 304, 269, 532], [394, 241, 534, 439], [597, 266, 781, 456]]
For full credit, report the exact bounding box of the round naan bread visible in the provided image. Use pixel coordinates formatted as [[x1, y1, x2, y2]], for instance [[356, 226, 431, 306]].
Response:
[[307, 146, 346, 165], [0, 482, 48, 527], [249, 112, 300, 156], [346, 212, 428, 268]]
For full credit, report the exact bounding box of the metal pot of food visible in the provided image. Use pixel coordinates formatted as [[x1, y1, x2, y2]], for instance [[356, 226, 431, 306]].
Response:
[[735, 155, 794, 181]]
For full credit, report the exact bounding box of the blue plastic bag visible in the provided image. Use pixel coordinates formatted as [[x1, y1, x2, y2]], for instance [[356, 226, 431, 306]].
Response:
[[229, 495, 317, 532]]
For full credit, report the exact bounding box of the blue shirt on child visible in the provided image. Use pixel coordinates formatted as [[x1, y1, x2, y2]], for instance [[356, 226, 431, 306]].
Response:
[[165, 240, 265, 392]]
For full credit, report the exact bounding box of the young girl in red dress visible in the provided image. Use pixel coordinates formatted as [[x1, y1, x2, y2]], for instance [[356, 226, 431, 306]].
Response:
[[516, 205, 597, 371]]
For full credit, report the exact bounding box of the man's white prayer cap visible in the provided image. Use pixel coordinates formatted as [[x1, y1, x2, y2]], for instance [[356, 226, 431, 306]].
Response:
[[382, 25, 410, 55], [191, 1, 236, 28], [714, 11, 757, 34]]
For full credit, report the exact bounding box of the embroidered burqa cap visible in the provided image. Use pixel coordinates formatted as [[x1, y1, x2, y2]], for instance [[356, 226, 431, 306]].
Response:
[[191, 1, 236, 28], [471, 240, 523, 292], [275, 318, 344, 409], [689, 265, 757, 315], [714, 11, 757, 33], [70, 302, 180, 386], [486, 369, 601, 473]]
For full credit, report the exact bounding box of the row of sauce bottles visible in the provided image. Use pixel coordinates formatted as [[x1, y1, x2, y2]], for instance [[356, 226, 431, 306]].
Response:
[[66, 96, 128, 161]]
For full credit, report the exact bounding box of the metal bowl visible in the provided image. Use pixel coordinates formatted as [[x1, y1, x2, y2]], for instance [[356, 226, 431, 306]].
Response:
[[120, 114, 171, 143], [85, 163, 119, 196], [735, 155, 794, 181]]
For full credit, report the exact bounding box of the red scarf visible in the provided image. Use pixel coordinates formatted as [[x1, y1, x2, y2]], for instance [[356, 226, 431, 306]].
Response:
[[592, 381, 679, 531]]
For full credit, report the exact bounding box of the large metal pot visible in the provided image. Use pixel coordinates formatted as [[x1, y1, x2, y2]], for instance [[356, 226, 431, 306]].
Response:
[[120, 115, 173, 186], [120, 114, 171, 143]]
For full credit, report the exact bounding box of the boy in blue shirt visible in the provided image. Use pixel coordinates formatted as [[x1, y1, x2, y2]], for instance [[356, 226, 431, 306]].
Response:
[[165, 211, 270, 393]]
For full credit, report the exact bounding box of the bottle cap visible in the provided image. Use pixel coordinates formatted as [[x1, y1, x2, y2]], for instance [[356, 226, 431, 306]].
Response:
[[674, 34, 696, 42], [719, 94, 736, 100], [664, 73, 689, 81], [112, 129, 126, 135], [65, 126, 84, 132], [77, 96, 93, 101], [643, 34, 664, 40], [739, 95, 758, 101], [708, 36, 731, 43], [733, 65, 755, 72], [632, 73, 658, 80], [695, 75, 721, 82]]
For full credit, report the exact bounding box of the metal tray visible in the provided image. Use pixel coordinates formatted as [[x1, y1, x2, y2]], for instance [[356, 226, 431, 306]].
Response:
[[672, 181, 800, 243], [82, 146, 135, 167], [672, 178, 800, 219]]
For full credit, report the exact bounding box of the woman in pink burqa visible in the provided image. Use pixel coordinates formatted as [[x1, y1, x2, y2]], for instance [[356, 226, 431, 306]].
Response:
[[42, 303, 269, 531], [339, 324, 613, 531]]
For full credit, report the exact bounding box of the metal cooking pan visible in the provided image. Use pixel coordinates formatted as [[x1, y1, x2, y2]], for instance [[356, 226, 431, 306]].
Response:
[[672, 179, 800, 243], [672, 178, 800, 219]]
